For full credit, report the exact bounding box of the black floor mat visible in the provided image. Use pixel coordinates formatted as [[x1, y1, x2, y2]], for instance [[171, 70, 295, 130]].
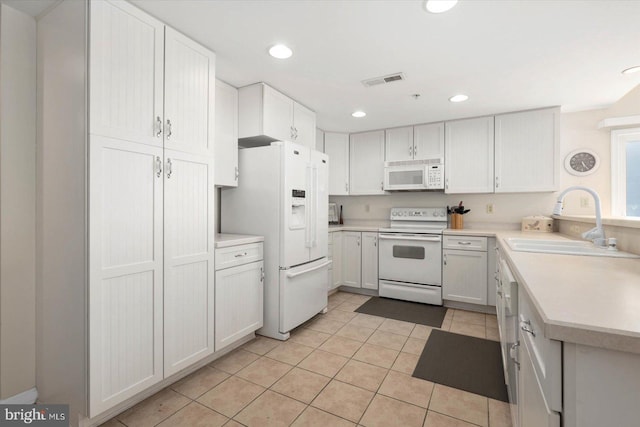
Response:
[[355, 297, 447, 328], [413, 329, 508, 402]]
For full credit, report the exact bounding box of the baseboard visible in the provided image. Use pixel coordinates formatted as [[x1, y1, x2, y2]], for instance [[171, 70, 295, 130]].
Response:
[[0, 388, 38, 404]]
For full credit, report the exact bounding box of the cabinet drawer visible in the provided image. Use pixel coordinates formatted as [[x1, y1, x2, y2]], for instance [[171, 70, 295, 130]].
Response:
[[519, 288, 562, 412], [443, 235, 487, 251], [215, 243, 263, 270]]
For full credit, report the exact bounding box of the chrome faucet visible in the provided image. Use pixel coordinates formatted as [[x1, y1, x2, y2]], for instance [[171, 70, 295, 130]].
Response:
[[552, 186, 607, 247]]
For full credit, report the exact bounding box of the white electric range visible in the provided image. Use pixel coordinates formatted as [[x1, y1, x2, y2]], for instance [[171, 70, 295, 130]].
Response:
[[378, 207, 447, 305]]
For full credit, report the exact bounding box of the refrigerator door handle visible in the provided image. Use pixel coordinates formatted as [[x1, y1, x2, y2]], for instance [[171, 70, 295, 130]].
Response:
[[286, 260, 332, 278], [305, 164, 313, 248], [311, 164, 318, 247]]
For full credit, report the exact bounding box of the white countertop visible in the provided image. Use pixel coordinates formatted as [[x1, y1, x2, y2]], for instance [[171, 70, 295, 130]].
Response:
[[215, 233, 264, 248], [495, 231, 640, 354]]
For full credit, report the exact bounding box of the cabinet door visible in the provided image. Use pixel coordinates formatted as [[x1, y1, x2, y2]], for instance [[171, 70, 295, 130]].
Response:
[[495, 108, 559, 193], [414, 122, 445, 160], [164, 27, 216, 157], [263, 85, 294, 142], [89, 136, 164, 417], [385, 126, 414, 161], [316, 128, 325, 152], [342, 232, 361, 288], [331, 232, 343, 289], [519, 331, 561, 427], [89, 0, 164, 148], [214, 79, 238, 187], [293, 102, 317, 149], [324, 132, 350, 195], [445, 117, 494, 193], [350, 130, 385, 195], [163, 150, 215, 376], [361, 232, 379, 290], [215, 260, 264, 351], [442, 249, 488, 305]]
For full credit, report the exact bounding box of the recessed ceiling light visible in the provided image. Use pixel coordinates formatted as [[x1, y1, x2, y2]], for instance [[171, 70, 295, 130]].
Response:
[[352, 111, 367, 118], [268, 44, 293, 59], [622, 65, 640, 75], [425, 0, 458, 14], [449, 94, 469, 103]]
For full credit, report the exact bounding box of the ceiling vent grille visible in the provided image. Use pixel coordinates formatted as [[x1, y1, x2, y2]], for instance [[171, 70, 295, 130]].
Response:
[[362, 72, 406, 87]]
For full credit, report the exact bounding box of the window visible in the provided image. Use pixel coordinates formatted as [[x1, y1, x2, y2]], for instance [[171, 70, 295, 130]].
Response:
[[612, 128, 640, 217]]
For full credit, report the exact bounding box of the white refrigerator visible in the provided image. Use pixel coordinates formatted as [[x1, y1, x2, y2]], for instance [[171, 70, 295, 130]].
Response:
[[221, 141, 330, 340]]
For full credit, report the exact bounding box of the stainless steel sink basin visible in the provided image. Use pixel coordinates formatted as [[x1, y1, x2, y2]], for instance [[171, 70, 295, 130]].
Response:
[[505, 238, 640, 258]]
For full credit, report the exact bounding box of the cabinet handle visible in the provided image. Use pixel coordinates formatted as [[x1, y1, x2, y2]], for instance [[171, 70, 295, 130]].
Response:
[[495, 176, 499, 188], [166, 119, 172, 140], [235, 166, 239, 181], [155, 156, 162, 178], [413, 145, 417, 157], [521, 320, 535, 337], [445, 178, 449, 190], [260, 267, 264, 282], [234, 252, 248, 258], [443, 253, 447, 265], [357, 237, 360, 246], [510, 342, 520, 367], [374, 237, 377, 247], [409, 145, 413, 157], [345, 183, 348, 192], [457, 241, 472, 246], [156, 116, 163, 137], [381, 181, 384, 191], [166, 158, 173, 179]]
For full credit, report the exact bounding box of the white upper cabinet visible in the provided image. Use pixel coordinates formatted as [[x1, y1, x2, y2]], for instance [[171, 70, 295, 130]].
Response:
[[350, 130, 385, 195], [89, 0, 164, 148], [445, 117, 495, 194], [324, 132, 350, 195], [238, 82, 317, 149], [494, 108, 559, 193], [215, 79, 239, 187], [315, 128, 325, 152], [293, 102, 317, 148], [414, 122, 445, 160], [385, 126, 414, 161], [164, 28, 216, 157], [385, 123, 444, 162]]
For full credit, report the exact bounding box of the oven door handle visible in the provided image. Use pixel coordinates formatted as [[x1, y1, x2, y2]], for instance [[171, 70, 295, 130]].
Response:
[[378, 234, 442, 242]]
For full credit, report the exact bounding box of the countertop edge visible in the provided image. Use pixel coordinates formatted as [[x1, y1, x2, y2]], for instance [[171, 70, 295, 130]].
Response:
[[215, 233, 264, 248]]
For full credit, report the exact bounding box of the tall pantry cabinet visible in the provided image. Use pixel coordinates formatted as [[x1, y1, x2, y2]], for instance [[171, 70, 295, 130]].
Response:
[[37, 0, 216, 423]]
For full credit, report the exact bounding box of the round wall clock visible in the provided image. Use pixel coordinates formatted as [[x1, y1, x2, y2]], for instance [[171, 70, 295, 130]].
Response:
[[564, 149, 600, 176]]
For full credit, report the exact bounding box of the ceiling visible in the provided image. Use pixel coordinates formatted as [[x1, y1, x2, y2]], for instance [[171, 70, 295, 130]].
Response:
[[10, 0, 640, 133]]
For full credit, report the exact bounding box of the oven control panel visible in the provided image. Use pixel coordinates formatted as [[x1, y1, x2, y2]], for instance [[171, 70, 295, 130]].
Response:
[[390, 207, 447, 220]]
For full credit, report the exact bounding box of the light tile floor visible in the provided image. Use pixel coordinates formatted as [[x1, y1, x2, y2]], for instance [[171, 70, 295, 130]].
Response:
[[102, 291, 511, 427]]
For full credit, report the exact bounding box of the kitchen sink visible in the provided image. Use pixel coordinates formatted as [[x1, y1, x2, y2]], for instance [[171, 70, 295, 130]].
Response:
[[505, 238, 640, 258]]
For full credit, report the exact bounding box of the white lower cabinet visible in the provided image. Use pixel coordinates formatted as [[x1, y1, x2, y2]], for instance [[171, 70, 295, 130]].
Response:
[[329, 231, 343, 290], [214, 242, 264, 351], [442, 236, 488, 305], [339, 231, 378, 290]]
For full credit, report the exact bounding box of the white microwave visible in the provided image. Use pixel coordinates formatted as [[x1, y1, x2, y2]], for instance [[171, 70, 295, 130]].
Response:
[[383, 159, 444, 191]]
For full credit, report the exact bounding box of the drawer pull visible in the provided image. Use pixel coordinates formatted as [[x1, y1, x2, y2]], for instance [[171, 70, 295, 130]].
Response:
[[458, 241, 472, 245], [234, 252, 248, 258], [521, 320, 536, 337], [510, 342, 520, 367]]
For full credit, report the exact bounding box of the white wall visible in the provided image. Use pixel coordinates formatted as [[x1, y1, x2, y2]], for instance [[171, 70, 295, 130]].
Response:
[[0, 4, 37, 400]]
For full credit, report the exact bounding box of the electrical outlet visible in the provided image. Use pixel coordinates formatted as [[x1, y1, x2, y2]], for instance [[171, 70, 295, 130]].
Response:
[[486, 204, 494, 214], [580, 197, 590, 208], [365, 204, 370, 213]]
